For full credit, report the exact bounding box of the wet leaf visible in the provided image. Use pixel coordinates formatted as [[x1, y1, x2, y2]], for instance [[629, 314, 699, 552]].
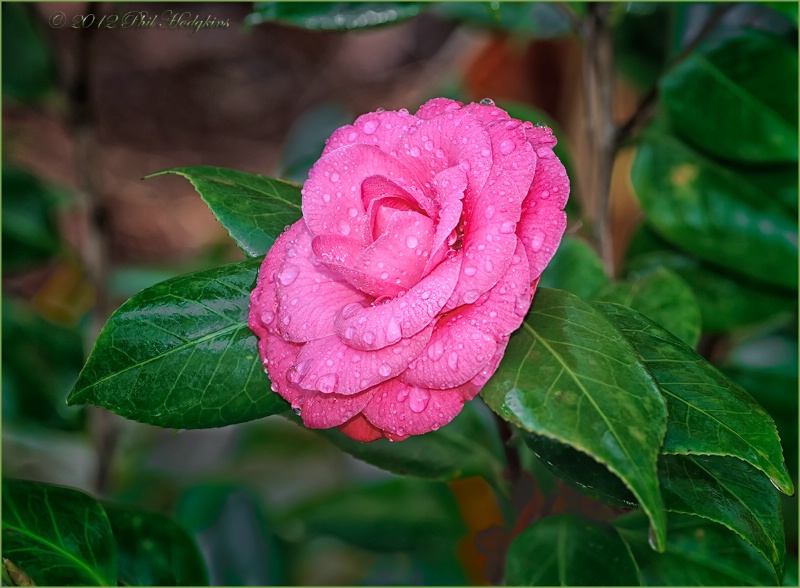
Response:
[[67, 258, 289, 429], [1, 479, 116, 586], [538, 236, 609, 299], [482, 288, 668, 550], [247, 2, 424, 30], [147, 167, 302, 258]]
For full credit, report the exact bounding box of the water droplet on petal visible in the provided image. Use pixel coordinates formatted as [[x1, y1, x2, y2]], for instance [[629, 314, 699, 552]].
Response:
[[540, 190, 550, 199], [464, 290, 480, 304], [322, 193, 331, 202], [536, 147, 552, 159], [406, 235, 418, 248], [347, 131, 358, 141], [480, 148, 491, 157], [500, 139, 515, 155], [337, 219, 351, 236], [316, 373, 338, 393], [348, 207, 359, 218], [380, 271, 389, 280], [464, 266, 477, 276], [292, 405, 302, 416], [535, 121, 549, 128], [386, 317, 402, 344], [447, 352, 459, 370], [500, 221, 516, 234], [278, 265, 300, 286], [261, 310, 275, 325], [408, 387, 431, 413], [342, 303, 361, 319], [530, 230, 545, 252], [427, 340, 444, 361], [379, 363, 392, 377], [485, 205, 495, 219], [396, 387, 410, 402], [480, 98, 495, 106], [485, 260, 493, 272], [363, 120, 378, 134], [330, 172, 340, 182], [363, 331, 375, 345], [409, 146, 421, 157]]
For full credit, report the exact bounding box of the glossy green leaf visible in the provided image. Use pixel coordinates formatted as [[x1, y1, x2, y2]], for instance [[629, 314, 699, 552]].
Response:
[[504, 514, 640, 586], [67, 258, 288, 429], [247, 2, 423, 29], [104, 505, 208, 586], [147, 167, 302, 258], [613, 3, 675, 90], [176, 485, 287, 586], [631, 131, 798, 289], [481, 288, 668, 549], [595, 302, 793, 495], [310, 400, 505, 483], [615, 512, 776, 586], [286, 478, 465, 552], [2, 166, 62, 270], [742, 164, 798, 216], [538, 237, 609, 299], [522, 432, 637, 507], [592, 267, 700, 348], [626, 249, 796, 332], [659, 454, 784, 581], [2, 479, 116, 586], [434, 2, 572, 37], [661, 31, 798, 163]]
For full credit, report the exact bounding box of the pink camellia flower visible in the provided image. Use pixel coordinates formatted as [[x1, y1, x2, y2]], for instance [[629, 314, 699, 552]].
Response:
[[249, 98, 569, 442]]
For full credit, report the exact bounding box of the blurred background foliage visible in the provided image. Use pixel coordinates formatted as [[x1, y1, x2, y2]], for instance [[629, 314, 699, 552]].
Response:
[[2, 1, 797, 585]]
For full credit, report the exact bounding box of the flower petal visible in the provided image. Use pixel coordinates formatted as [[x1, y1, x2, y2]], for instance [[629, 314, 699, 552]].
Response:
[[275, 223, 368, 343], [292, 324, 434, 395], [361, 379, 470, 437], [300, 388, 376, 429], [337, 413, 384, 442], [334, 253, 462, 351], [323, 109, 420, 156], [415, 97, 464, 120]]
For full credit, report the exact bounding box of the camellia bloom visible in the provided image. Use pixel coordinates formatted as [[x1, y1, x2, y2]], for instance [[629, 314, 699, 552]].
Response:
[[249, 98, 569, 442]]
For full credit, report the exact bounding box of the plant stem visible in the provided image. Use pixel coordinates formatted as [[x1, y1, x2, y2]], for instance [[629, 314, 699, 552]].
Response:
[[582, 3, 616, 276]]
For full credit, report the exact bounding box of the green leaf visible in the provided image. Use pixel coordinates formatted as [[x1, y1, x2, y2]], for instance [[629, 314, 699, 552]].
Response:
[[613, 3, 675, 90], [310, 400, 505, 483], [67, 258, 289, 429], [741, 163, 798, 216], [434, 2, 572, 37], [522, 432, 637, 507], [615, 512, 776, 586], [2, 479, 116, 586], [2, 165, 62, 270], [2, 4, 56, 101], [481, 288, 668, 550], [661, 31, 798, 163], [176, 484, 287, 586], [766, 2, 799, 25], [592, 267, 701, 348], [285, 478, 465, 553], [247, 2, 423, 30], [104, 505, 208, 586], [659, 454, 785, 581], [504, 514, 640, 586], [595, 302, 793, 495], [147, 167, 302, 258], [631, 131, 798, 289], [626, 249, 796, 332], [538, 236, 609, 299]]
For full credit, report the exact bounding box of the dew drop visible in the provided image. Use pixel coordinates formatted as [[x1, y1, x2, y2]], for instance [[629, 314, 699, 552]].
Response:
[[406, 235, 418, 248], [463, 290, 480, 304], [530, 230, 545, 252], [535, 121, 549, 128], [540, 190, 550, 199], [427, 340, 445, 361], [363, 331, 375, 345], [396, 387, 410, 402], [410, 146, 421, 157], [363, 120, 378, 134], [330, 172, 340, 182], [322, 193, 331, 202], [447, 352, 459, 370], [348, 207, 359, 218], [480, 98, 495, 106], [316, 373, 338, 393], [386, 317, 402, 344], [278, 265, 300, 286], [500, 221, 516, 234], [379, 363, 392, 377], [292, 405, 302, 416], [409, 387, 431, 413], [499, 139, 515, 155], [480, 148, 491, 157], [420, 291, 430, 300], [536, 147, 552, 159], [337, 219, 351, 236], [647, 526, 659, 552], [380, 271, 389, 280], [261, 310, 275, 325], [464, 266, 477, 276], [485, 260, 493, 272], [485, 205, 495, 219]]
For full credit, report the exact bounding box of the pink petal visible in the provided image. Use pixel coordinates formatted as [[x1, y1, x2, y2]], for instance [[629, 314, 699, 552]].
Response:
[[401, 322, 497, 389], [362, 174, 436, 223], [423, 165, 468, 275], [323, 109, 420, 156], [334, 253, 462, 351], [275, 223, 369, 342], [300, 387, 376, 429], [337, 413, 384, 442], [292, 324, 434, 395], [470, 337, 510, 390], [481, 119, 536, 199], [518, 143, 570, 280], [361, 379, 468, 437], [302, 144, 425, 239], [462, 101, 512, 125], [259, 330, 303, 405], [312, 234, 402, 298], [415, 97, 464, 120]]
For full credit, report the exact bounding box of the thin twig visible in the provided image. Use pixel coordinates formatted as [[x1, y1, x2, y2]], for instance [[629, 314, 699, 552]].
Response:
[[614, 2, 736, 145]]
